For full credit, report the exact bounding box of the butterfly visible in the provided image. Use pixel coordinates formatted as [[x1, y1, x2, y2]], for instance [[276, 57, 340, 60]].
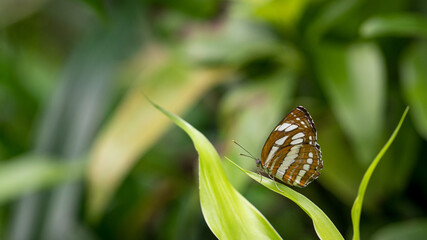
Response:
[[234, 106, 322, 188]]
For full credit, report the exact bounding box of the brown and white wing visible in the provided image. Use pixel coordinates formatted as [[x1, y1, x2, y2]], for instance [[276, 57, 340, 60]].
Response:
[[271, 144, 322, 187], [260, 106, 322, 187]]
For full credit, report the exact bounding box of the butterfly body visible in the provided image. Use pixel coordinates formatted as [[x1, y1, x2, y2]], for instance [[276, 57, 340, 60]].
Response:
[[259, 106, 322, 188]]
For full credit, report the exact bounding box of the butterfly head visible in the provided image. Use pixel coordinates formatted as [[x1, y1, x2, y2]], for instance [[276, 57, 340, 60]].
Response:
[[255, 158, 262, 167]]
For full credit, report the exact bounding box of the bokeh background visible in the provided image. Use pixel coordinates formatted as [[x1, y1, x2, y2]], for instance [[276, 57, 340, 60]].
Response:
[[1, 0, 427, 239]]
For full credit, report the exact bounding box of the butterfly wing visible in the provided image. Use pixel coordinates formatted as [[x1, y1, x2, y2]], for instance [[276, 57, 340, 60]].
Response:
[[260, 106, 322, 187], [270, 144, 322, 187]]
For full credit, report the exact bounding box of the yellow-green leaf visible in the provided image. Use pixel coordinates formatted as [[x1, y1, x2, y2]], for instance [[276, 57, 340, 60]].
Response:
[[227, 158, 344, 240], [151, 100, 282, 240], [351, 106, 410, 240]]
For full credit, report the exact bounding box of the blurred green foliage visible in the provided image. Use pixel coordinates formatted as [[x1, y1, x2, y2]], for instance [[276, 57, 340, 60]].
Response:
[[0, 0, 427, 239]]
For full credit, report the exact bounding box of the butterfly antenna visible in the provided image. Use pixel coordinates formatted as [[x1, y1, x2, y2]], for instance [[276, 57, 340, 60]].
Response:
[[238, 153, 257, 160], [232, 140, 258, 160]]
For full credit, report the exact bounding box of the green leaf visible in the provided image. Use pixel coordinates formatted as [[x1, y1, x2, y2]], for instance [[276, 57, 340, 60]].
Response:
[[372, 219, 427, 240], [227, 158, 344, 240], [351, 106, 409, 240], [0, 155, 85, 205], [315, 42, 386, 164], [360, 14, 427, 38], [400, 41, 427, 140], [150, 100, 282, 239]]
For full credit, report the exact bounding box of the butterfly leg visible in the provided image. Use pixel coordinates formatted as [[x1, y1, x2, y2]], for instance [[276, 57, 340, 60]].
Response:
[[256, 167, 263, 183], [267, 174, 284, 192]]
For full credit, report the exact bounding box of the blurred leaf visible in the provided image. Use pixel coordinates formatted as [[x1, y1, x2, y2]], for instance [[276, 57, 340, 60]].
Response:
[[0, 155, 85, 205], [227, 158, 344, 240], [305, 0, 361, 43], [0, 45, 48, 159], [319, 106, 417, 209], [371, 219, 427, 240], [317, 115, 363, 205], [14, 49, 58, 104], [220, 72, 297, 189], [186, 20, 302, 71], [10, 4, 143, 239], [306, 0, 408, 43], [80, 0, 108, 19], [160, 188, 202, 240], [400, 40, 427, 140], [315, 42, 386, 165], [351, 106, 409, 240], [360, 13, 427, 38], [0, 0, 50, 27], [87, 44, 234, 222], [151, 100, 282, 240], [162, 0, 219, 18], [234, 0, 309, 29], [381, 122, 419, 191], [366, 115, 420, 204]]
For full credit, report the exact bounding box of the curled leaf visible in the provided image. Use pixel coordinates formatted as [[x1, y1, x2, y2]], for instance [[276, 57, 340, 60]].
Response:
[[227, 158, 344, 240], [351, 107, 410, 240], [150, 100, 282, 240]]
